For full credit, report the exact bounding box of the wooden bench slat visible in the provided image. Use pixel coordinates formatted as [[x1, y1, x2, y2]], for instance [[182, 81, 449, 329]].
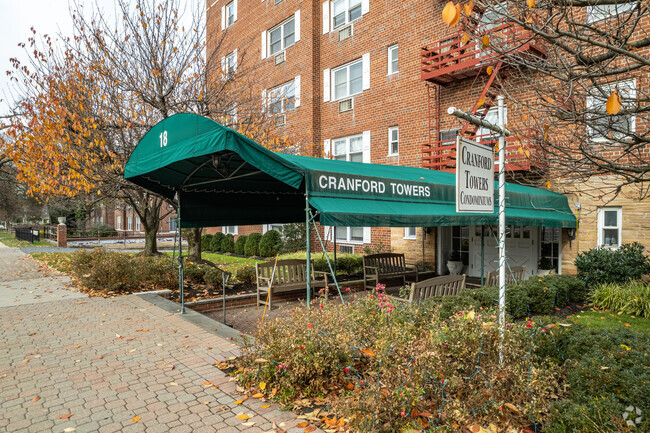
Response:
[[256, 259, 327, 309]]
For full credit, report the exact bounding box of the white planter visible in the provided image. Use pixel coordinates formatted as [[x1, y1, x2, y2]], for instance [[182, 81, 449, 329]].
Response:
[[537, 270, 553, 276], [447, 261, 463, 275]]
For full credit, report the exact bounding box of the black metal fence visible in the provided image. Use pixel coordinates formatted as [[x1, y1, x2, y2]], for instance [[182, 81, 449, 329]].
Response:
[[15, 227, 40, 243]]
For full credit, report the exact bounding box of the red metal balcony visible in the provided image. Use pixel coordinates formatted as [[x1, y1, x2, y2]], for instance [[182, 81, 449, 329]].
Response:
[[421, 23, 544, 85], [422, 134, 538, 172]]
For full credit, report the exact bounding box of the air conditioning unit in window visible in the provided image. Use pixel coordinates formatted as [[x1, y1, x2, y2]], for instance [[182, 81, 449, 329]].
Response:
[[339, 245, 354, 254], [274, 115, 286, 127], [274, 0, 282, 4], [338, 98, 353, 113], [274, 52, 285, 65], [338, 25, 352, 41]]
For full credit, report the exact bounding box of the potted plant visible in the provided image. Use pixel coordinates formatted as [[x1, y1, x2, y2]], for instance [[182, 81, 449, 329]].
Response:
[[446, 250, 464, 275], [537, 257, 554, 276]]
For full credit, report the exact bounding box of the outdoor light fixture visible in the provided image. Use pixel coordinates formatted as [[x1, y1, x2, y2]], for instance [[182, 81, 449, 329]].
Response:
[[211, 154, 221, 170]]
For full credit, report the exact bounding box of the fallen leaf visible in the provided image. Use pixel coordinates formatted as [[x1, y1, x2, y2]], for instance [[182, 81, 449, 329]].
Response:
[[59, 414, 73, 419], [252, 393, 264, 398], [236, 414, 250, 420], [304, 426, 316, 432], [132, 415, 141, 423], [361, 349, 375, 357], [297, 422, 309, 428], [259, 382, 267, 390], [234, 398, 245, 405], [242, 421, 256, 426], [203, 382, 212, 386], [32, 396, 40, 402], [504, 403, 520, 415], [261, 404, 271, 408], [526, 0, 535, 8], [169, 382, 179, 386], [624, 323, 631, 327], [63, 428, 76, 432]]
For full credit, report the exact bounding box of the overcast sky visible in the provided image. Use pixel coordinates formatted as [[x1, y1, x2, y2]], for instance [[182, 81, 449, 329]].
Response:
[[0, 0, 200, 114]]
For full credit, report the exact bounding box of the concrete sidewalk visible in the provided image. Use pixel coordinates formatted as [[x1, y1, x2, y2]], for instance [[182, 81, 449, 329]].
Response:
[[0, 244, 324, 433]]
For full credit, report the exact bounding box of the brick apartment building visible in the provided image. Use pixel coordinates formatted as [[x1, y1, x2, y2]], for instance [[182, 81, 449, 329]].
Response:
[[89, 202, 178, 237], [203, 0, 648, 277]]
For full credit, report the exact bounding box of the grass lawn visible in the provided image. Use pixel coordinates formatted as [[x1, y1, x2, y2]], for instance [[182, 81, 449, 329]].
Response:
[[0, 232, 53, 248], [569, 308, 650, 333], [200, 252, 263, 275]]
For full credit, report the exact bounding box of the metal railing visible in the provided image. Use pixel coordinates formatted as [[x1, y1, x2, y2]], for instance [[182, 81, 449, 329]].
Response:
[[15, 227, 40, 243]]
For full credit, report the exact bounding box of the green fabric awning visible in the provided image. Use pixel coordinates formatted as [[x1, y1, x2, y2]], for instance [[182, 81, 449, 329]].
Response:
[[125, 113, 576, 229]]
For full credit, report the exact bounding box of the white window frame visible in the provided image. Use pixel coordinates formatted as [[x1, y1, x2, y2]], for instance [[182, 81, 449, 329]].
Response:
[[388, 126, 399, 156], [597, 207, 622, 249], [225, 1, 236, 28], [268, 16, 296, 57], [169, 218, 177, 232], [263, 224, 285, 233], [331, 57, 364, 101], [135, 217, 141, 232], [127, 216, 133, 231], [267, 80, 296, 115], [387, 44, 398, 75], [331, 0, 366, 30], [331, 134, 364, 162], [586, 79, 636, 142], [587, 1, 637, 23], [223, 225, 238, 235], [116, 215, 122, 231], [335, 226, 371, 244], [222, 50, 237, 77], [404, 227, 417, 240]]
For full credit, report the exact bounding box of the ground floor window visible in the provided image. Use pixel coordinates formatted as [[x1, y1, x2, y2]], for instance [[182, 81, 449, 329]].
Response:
[[451, 225, 470, 265], [540, 227, 560, 272], [169, 218, 178, 232], [336, 226, 363, 243], [223, 226, 238, 235], [597, 207, 621, 249]]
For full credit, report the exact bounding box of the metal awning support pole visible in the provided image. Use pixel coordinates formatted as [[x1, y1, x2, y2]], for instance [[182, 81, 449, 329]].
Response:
[[447, 99, 509, 364], [309, 211, 345, 305], [222, 271, 231, 326], [305, 193, 311, 306], [481, 226, 485, 287], [175, 193, 185, 314]]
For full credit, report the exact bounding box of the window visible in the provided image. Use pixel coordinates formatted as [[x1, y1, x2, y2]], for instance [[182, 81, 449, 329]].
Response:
[[451, 226, 470, 265], [439, 129, 459, 143], [332, 0, 362, 29], [540, 227, 560, 272], [135, 217, 141, 232], [268, 81, 295, 115], [223, 50, 237, 76], [598, 207, 622, 248], [269, 17, 295, 56], [127, 216, 133, 231], [586, 79, 636, 141], [224, 104, 238, 127], [335, 226, 364, 243], [225, 1, 236, 28], [388, 126, 399, 156], [477, 106, 506, 143], [333, 134, 363, 162], [404, 227, 416, 240], [587, 1, 636, 22], [333, 58, 363, 100], [223, 226, 238, 235], [387, 44, 398, 75], [264, 224, 284, 234], [116, 216, 122, 231], [169, 218, 177, 232]]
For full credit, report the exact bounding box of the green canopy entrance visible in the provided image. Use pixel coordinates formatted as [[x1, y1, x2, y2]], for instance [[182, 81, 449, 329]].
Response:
[[125, 113, 576, 229]]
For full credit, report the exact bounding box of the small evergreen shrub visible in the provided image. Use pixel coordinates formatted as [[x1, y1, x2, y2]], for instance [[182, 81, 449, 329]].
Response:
[[201, 234, 213, 251], [211, 232, 225, 252], [236, 265, 256, 286], [575, 242, 650, 288], [183, 262, 208, 283], [259, 230, 283, 257], [280, 223, 305, 253], [244, 233, 262, 256], [336, 255, 363, 274], [234, 235, 247, 255], [203, 267, 224, 288], [221, 234, 235, 254]]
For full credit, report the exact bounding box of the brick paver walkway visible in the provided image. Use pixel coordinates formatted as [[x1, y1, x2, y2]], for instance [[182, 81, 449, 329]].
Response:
[[0, 243, 324, 433]]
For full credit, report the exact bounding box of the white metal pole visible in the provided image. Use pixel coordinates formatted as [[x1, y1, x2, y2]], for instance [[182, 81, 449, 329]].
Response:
[[497, 95, 506, 364]]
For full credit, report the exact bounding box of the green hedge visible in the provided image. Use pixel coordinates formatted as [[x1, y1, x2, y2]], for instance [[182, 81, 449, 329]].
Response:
[[210, 232, 225, 252], [259, 230, 282, 257], [575, 242, 650, 288], [221, 234, 235, 254], [201, 234, 213, 251], [234, 235, 247, 255], [245, 233, 262, 257]]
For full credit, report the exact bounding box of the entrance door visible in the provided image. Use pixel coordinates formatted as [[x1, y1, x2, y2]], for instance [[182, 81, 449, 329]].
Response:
[[468, 225, 538, 280]]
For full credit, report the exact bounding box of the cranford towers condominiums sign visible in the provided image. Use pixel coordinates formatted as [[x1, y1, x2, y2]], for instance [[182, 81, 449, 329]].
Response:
[[456, 136, 495, 213]]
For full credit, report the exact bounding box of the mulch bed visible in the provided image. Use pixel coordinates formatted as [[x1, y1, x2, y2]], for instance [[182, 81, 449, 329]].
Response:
[[167, 282, 255, 303]]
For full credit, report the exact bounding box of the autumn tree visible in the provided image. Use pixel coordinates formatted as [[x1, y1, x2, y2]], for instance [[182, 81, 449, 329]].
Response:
[[5, 0, 299, 255], [447, 0, 649, 199]]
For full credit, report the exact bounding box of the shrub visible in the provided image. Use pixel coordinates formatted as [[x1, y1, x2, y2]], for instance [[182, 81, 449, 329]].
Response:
[[87, 224, 117, 237], [517, 278, 558, 316], [234, 235, 247, 255], [236, 296, 558, 432], [336, 255, 363, 274], [221, 234, 235, 254], [311, 257, 329, 273], [236, 265, 256, 286], [70, 250, 178, 293], [589, 281, 650, 318], [575, 242, 650, 288], [259, 230, 282, 257], [203, 267, 224, 288], [244, 233, 262, 256], [201, 234, 213, 251], [280, 223, 305, 253], [211, 232, 225, 252], [183, 262, 208, 283]]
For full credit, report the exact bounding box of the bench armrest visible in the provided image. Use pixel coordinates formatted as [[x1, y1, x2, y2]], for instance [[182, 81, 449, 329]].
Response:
[[364, 265, 379, 275], [312, 271, 329, 278], [386, 294, 409, 303]]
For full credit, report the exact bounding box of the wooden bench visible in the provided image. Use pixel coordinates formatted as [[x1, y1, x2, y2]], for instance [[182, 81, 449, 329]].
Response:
[[390, 274, 466, 304], [485, 265, 526, 286], [256, 259, 328, 309], [363, 253, 419, 290]]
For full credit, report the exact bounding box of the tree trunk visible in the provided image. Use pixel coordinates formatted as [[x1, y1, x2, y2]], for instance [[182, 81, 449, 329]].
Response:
[[141, 199, 161, 256], [185, 227, 203, 261], [143, 224, 158, 255]]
